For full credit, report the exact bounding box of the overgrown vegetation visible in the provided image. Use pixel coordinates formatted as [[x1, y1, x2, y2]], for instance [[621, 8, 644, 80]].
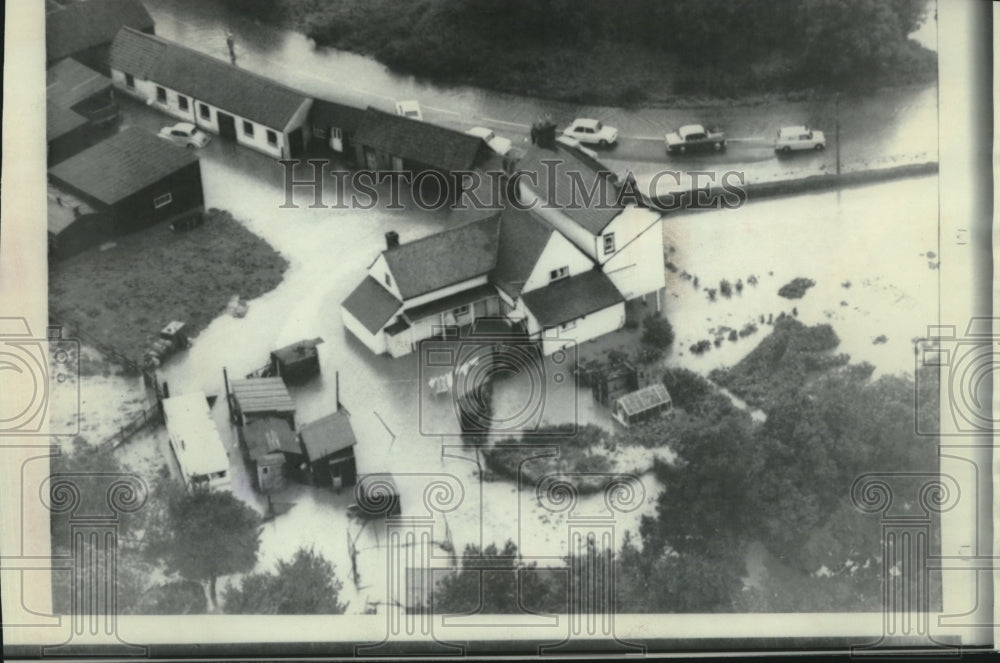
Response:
[[229, 0, 935, 103], [778, 277, 817, 299], [49, 209, 288, 362]]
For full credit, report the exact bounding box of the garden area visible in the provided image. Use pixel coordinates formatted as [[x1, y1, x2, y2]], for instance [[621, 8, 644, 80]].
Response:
[[49, 208, 288, 363]]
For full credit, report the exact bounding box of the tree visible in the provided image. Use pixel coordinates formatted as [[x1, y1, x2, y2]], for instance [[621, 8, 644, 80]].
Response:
[[222, 547, 348, 614], [145, 489, 261, 608], [435, 541, 564, 614]]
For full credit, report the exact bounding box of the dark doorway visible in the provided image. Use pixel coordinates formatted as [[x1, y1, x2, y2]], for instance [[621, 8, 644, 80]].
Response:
[[217, 112, 237, 141], [288, 127, 304, 158]]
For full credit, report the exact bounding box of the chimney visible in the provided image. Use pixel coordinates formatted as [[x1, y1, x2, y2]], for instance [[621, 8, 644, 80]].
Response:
[[385, 230, 399, 250]]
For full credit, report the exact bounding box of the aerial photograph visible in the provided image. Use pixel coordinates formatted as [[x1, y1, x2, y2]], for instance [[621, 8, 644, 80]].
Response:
[[26, 0, 967, 649]]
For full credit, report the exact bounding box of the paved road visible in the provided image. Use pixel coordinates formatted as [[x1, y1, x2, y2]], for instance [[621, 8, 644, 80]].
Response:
[[146, 0, 938, 178]]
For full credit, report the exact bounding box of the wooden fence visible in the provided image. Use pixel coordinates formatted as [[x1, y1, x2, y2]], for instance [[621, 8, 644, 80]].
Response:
[[97, 401, 163, 450]]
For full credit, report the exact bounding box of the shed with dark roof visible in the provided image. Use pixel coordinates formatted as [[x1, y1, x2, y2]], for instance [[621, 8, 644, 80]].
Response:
[[297, 410, 359, 488], [46, 0, 155, 72], [109, 27, 313, 159], [47, 59, 120, 164], [353, 107, 489, 183], [47, 126, 204, 236], [239, 416, 300, 493], [310, 98, 367, 158]]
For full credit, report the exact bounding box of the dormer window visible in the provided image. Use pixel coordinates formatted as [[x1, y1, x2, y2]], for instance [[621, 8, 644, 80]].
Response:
[[550, 266, 568, 281], [603, 233, 615, 255], [385, 273, 392, 287]]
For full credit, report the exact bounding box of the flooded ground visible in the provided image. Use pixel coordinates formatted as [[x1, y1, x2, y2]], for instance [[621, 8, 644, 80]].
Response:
[[55, 88, 939, 614]]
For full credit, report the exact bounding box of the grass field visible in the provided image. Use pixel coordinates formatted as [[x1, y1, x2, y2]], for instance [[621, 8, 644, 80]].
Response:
[[50, 209, 288, 362]]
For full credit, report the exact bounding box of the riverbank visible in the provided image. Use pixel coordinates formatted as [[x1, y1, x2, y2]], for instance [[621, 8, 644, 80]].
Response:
[[232, 0, 936, 107]]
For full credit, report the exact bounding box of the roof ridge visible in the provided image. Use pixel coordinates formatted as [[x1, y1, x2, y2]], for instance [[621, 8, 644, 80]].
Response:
[[115, 27, 310, 99], [381, 212, 501, 257]]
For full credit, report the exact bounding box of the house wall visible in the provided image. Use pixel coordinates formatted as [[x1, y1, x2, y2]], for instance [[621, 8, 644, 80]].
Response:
[[518, 180, 602, 260], [600, 209, 666, 301], [367, 254, 405, 300], [341, 304, 389, 355], [111, 161, 204, 234], [598, 206, 663, 265], [525, 301, 626, 356], [520, 232, 595, 295], [110, 68, 307, 159]]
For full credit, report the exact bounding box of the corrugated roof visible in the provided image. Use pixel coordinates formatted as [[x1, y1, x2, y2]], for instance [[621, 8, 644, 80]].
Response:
[[521, 269, 624, 328], [383, 215, 501, 300], [243, 416, 301, 462], [354, 107, 487, 173], [616, 383, 672, 417], [492, 208, 555, 298], [230, 377, 296, 414], [162, 392, 229, 477], [311, 98, 367, 133], [48, 126, 199, 206], [110, 27, 310, 129], [47, 0, 155, 63], [341, 276, 402, 335], [298, 410, 358, 461], [515, 144, 624, 235]]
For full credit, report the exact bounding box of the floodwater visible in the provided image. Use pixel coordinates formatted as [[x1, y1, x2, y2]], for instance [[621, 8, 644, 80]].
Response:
[[68, 1, 942, 612]]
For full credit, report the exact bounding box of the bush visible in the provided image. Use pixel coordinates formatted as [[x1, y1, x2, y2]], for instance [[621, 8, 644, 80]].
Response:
[[778, 278, 816, 299], [641, 316, 674, 350], [719, 279, 733, 298], [690, 340, 712, 355]]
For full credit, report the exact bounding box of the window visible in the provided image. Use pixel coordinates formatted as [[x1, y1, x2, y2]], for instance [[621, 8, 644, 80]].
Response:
[[262, 466, 269, 475], [153, 193, 172, 209], [124, 73, 135, 88], [453, 305, 470, 316], [199, 103, 210, 120], [243, 120, 254, 137], [266, 130, 278, 146], [385, 273, 392, 287], [177, 95, 189, 111], [156, 86, 167, 103], [549, 266, 568, 281], [603, 233, 615, 255]]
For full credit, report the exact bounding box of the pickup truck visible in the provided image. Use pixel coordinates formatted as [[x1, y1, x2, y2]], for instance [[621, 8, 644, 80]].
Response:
[[665, 124, 726, 154]]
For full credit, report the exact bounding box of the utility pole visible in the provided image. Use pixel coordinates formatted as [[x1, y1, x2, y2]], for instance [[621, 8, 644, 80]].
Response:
[[226, 30, 236, 66], [835, 93, 841, 176]]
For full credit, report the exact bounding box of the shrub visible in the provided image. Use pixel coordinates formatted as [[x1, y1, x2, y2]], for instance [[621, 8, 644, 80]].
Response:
[[778, 278, 816, 299], [641, 316, 674, 350], [719, 279, 733, 298], [690, 340, 712, 355]]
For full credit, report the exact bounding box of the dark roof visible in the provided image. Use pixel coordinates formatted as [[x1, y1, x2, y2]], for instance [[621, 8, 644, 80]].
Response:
[[515, 144, 624, 235], [229, 377, 296, 415], [243, 416, 301, 462], [492, 208, 555, 298], [47, 59, 113, 140], [521, 269, 624, 328], [298, 411, 358, 461], [383, 215, 500, 300], [47, 58, 112, 109], [47, 0, 155, 63], [617, 384, 672, 416], [342, 276, 403, 335], [403, 283, 497, 323], [354, 107, 487, 172], [48, 184, 98, 235], [48, 127, 198, 206], [271, 338, 323, 366], [110, 27, 310, 129], [311, 98, 367, 133]]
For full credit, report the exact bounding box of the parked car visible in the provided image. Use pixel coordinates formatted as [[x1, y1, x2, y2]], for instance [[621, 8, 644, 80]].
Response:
[[158, 122, 211, 149], [665, 124, 726, 154], [775, 125, 826, 153], [466, 127, 513, 155], [555, 135, 599, 159], [562, 118, 618, 147], [395, 100, 423, 121]]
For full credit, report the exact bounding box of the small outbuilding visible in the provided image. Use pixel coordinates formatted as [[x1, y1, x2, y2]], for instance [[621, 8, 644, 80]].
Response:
[[297, 410, 358, 490], [269, 338, 324, 384], [48, 126, 204, 237], [591, 361, 639, 407], [240, 416, 300, 493], [612, 383, 673, 428], [228, 377, 296, 428], [310, 98, 366, 158], [46, 0, 156, 73]]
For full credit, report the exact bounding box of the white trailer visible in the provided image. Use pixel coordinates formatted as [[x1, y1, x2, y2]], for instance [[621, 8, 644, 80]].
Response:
[[163, 392, 232, 492]]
